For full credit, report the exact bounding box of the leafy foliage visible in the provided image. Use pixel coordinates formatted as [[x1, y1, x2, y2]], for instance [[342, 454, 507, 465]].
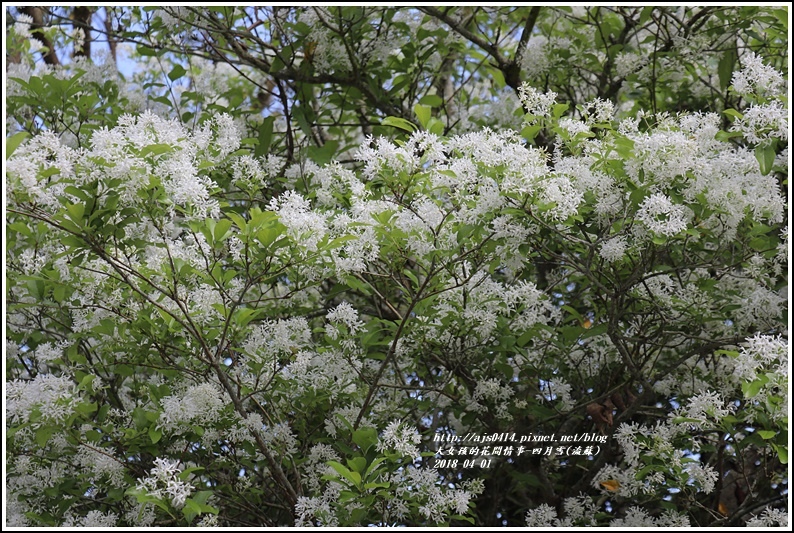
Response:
[[4, 6, 789, 528]]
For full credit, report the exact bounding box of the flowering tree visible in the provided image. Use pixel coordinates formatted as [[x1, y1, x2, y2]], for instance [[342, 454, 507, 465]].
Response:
[[4, 6, 789, 528]]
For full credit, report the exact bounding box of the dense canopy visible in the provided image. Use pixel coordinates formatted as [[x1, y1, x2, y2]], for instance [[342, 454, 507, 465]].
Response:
[[4, 6, 789, 528]]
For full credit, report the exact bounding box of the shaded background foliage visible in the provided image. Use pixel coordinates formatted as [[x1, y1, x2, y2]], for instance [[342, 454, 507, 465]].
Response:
[[4, 5, 789, 527]]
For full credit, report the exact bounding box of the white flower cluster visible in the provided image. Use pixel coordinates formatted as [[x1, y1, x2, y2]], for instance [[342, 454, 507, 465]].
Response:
[[295, 8, 353, 74], [731, 52, 786, 98], [454, 85, 524, 132], [5, 130, 78, 209], [154, 7, 191, 29], [135, 457, 194, 509], [733, 334, 788, 421], [609, 507, 690, 527], [683, 462, 718, 494], [536, 378, 575, 411], [243, 317, 312, 362], [636, 193, 688, 237], [519, 36, 551, 79], [395, 468, 483, 523], [377, 420, 422, 458], [746, 507, 789, 527], [732, 100, 788, 144], [75, 443, 126, 487], [284, 349, 361, 399], [592, 463, 646, 498], [614, 51, 648, 77], [526, 494, 679, 528], [303, 444, 341, 493], [525, 503, 558, 527], [599, 236, 628, 263], [583, 97, 615, 123], [470, 377, 515, 418], [6, 374, 79, 426], [325, 301, 364, 340], [7, 110, 244, 221], [617, 107, 784, 240], [717, 275, 786, 330], [678, 390, 735, 426], [735, 334, 788, 382], [540, 176, 583, 221], [258, 422, 299, 456], [517, 84, 558, 118], [295, 494, 339, 527], [269, 190, 328, 254], [158, 382, 226, 433], [31, 341, 68, 364], [433, 269, 558, 343], [12, 13, 34, 39], [62, 510, 119, 527], [614, 420, 687, 470], [196, 514, 220, 527]]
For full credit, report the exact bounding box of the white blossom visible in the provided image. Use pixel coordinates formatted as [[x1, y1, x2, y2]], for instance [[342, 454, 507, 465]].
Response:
[[136, 457, 194, 509], [637, 193, 688, 237], [525, 503, 558, 527], [377, 420, 422, 458], [731, 52, 786, 98], [599, 236, 628, 263], [746, 507, 789, 528], [518, 84, 558, 118]]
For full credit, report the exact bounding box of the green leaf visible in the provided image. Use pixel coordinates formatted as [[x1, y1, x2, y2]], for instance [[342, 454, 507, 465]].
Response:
[[552, 103, 569, 119], [140, 143, 173, 157], [414, 104, 431, 129], [639, 6, 654, 25], [516, 330, 534, 347], [192, 490, 214, 506], [419, 94, 443, 107], [364, 457, 387, 478], [426, 117, 445, 136], [136, 44, 158, 57], [149, 426, 162, 444], [771, 443, 788, 464], [168, 64, 187, 81], [6, 131, 30, 159], [307, 140, 339, 165], [227, 211, 247, 233], [382, 116, 417, 132], [327, 460, 362, 487], [66, 203, 85, 224], [749, 236, 772, 251], [233, 307, 260, 327], [723, 108, 743, 121], [742, 375, 768, 398], [715, 130, 743, 142], [254, 116, 275, 158], [183, 498, 202, 522], [718, 47, 737, 91], [36, 426, 58, 447], [213, 218, 233, 242], [352, 427, 379, 453], [521, 124, 542, 142], [451, 514, 476, 525], [755, 144, 776, 176], [179, 466, 206, 481], [561, 305, 583, 321], [77, 374, 96, 391], [758, 430, 776, 440], [487, 65, 506, 87], [347, 456, 367, 474], [672, 416, 702, 424]]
